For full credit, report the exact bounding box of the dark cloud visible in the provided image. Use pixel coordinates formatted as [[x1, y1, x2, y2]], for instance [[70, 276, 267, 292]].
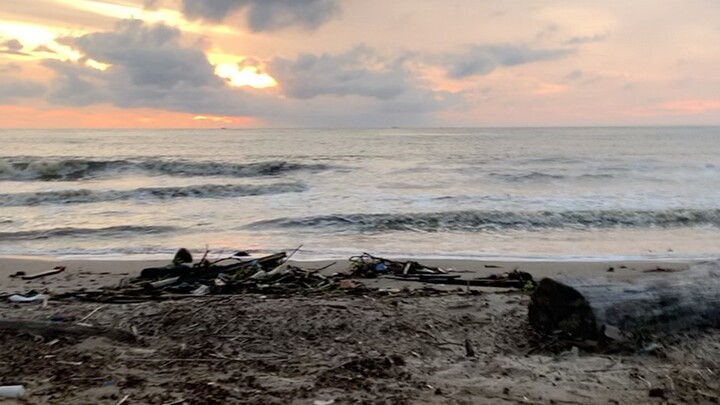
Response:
[[268, 46, 407, 100], [72, 20, 218, 88], [39, 20, 457, 126], [446, 44, 574, 78], [1, 39, 29, 56], [263, 46, 464, 126], [42, 20, 265, 116], [180, 0, 340, 31], [33, 45, 57, 54], [0, 76, 46, 104]]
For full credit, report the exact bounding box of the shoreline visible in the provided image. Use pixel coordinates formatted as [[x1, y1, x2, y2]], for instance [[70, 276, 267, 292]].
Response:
[[0, 254, 703, 295]]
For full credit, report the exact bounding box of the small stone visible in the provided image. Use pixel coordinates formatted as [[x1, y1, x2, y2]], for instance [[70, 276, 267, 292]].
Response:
[[648, 388, 665, 398]]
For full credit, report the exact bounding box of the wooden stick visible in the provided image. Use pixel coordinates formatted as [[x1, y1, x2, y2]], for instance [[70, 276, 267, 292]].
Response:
[[21, 266, 65, 280], [78, 305, 106, 323]]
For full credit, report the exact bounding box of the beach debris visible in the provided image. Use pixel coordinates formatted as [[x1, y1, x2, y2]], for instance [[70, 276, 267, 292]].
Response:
[[349, 253, 447, 277], [350, 252, 533, 289], [72, 248, 366, 302], [173, 248, 193, 265], [20, 266, 65, 280], [0, 385, 25, 399], [648, 388, 666, 399], [8, 292, 50, 306], [464, 339, 476, 358], [387, 269, 534, 289], [529, 260, 720, 342], [8, 271, 26, 278], [643, 266, 679, 273]]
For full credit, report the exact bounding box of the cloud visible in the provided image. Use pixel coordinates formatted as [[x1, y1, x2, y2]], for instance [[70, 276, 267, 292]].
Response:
[[0, 76, 46, 104], [33, 45, 57, 54], [180, 0, 340, 31], [446, 44, 574, 78], [564, 69, 583, 80], [42, 20, 264, 116], [38, 20, 458, 127], [263, 46, 464, 126], [0, 62, 22, 73], [565, 33, 608, 45], [1, 39, 29, 56], [268, 46, 407, 100]]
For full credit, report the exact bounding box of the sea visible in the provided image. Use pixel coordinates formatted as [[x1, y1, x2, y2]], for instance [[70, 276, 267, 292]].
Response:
[[1, 127, 719, 261]]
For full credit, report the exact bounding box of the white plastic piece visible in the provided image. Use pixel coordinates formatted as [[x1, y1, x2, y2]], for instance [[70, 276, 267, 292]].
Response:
[[0, 385, 25, 398], [8, 294, 49, 307]]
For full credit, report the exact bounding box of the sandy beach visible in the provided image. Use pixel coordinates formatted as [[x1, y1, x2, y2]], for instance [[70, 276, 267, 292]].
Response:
[[2, 254, 718, 404]]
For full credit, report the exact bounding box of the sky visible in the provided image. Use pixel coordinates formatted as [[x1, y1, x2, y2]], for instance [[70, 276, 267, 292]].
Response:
[[0, 0, 719, 128]]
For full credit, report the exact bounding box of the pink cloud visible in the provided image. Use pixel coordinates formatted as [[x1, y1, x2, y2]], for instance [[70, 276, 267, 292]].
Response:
[[627, 99, 720, 117]]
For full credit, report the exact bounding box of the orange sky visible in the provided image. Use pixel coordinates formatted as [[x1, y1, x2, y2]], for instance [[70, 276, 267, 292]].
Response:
[[1, 0, 719, 127]]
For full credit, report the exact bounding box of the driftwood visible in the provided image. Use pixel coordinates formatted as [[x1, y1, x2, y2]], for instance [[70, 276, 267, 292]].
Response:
[[140, 252, 286, 280], [386, 270, 533, 289], [21, 266, 66, 280], [529, 260, 720, 340], [0, 320, 136, 342]]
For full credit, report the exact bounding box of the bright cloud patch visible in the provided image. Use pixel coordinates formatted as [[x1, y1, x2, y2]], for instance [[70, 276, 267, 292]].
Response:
[[215, 63, 277, 88]]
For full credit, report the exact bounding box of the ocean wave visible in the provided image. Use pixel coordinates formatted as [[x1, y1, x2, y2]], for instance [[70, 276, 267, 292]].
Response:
[[0, 183, 307, 206], [0, 157, 331, 181], [489, 171, 566, 182], [0, 225, 177, 241], [247, 208, 720, 232], [488, 171, 617, 182]]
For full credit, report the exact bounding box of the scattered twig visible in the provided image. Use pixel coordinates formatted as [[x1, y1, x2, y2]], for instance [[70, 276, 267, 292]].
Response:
[[78, 305, 106, 323]]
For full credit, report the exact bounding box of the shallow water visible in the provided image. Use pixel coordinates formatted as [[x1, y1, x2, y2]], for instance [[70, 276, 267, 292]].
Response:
[[1, 127, 719, 260]]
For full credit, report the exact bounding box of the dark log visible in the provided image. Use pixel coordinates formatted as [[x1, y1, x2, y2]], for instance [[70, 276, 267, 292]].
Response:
[[0, 320, 136, 342], [529, 260, 720, 340]]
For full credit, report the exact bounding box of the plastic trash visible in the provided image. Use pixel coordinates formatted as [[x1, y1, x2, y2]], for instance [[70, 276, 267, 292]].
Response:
[[191, 285, 210, 296], [375, 262, 387, 272], [0, 385, 25, 398], [8, 293, 49, 306]]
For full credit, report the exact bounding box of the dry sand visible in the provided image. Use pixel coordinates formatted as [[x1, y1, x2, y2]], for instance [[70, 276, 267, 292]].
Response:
[[1, 255, 718, 404]]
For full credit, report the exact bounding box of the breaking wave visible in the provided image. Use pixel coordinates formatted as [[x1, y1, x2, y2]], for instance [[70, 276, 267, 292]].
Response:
[[0, 225, 177, 241], [0, 158, 331, 181], [0, 183, 307, 206], [248, 208, 720, 232]]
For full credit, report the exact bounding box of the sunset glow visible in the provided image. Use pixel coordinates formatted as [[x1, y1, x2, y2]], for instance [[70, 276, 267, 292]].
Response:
[[215, 63, 277, 89]]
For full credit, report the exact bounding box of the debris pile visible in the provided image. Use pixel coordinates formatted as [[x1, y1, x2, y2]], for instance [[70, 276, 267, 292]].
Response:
[[350, 252, 534, 289], [6, 248, 534, 305], [75, 248, 366, 302], [349, 252, 449, 277]]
